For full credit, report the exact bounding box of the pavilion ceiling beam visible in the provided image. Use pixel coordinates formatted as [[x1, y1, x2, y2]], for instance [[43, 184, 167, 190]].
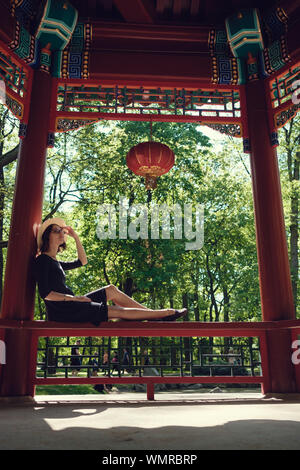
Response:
[[173, 0, 182, 16], [88, 0, 98, 16], [113, 0, 156, 24], [90, 48, 212, 82], [0, 0, 14, 43], [190, 0, 200, 17], [281, 0, 300, 16], [102, 0, 113, 12], [92, 21, 210, 45]]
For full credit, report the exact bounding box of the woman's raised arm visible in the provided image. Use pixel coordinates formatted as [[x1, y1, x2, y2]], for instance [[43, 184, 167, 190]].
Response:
[[66, 226, 88, 265]]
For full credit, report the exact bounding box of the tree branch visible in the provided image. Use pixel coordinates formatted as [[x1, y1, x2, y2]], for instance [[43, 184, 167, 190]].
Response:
[[0, 144, 19, 168]]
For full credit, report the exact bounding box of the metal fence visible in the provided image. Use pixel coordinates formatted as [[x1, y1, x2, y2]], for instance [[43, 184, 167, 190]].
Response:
[[36, 336, 262, 380]]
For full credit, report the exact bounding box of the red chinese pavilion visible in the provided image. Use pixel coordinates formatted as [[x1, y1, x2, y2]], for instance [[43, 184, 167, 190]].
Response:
[[0, 0, 299, 398]]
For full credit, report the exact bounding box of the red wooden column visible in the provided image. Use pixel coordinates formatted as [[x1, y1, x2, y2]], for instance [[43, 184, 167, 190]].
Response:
[[245, 78, 296, 393], [0, 69, 52, 396]]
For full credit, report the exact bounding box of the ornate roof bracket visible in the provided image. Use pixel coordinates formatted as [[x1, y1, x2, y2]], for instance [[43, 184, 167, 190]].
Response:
[[209, 6, 291, 85]]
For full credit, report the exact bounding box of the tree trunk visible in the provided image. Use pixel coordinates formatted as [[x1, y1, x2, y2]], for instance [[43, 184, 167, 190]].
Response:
[[284, 120, 299, 314], [123, 277, 134, 297], [0, 163, 4, 304], [223, 286, 230, 322], [206, 252, 219, 322], [223, 286, 231, 353], [193, 291, 200, 321], [0, 137, 18, 301], [182, 292, 191, 366], [290, 151, 299, 310]]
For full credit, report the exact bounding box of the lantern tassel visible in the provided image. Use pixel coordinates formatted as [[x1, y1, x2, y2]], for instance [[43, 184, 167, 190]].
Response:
[[147, 189, 152, 203], [145, 174, 157, 190]]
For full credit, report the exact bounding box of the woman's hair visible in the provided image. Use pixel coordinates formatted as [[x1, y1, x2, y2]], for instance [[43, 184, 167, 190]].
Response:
[[40, 224, 67, 253]]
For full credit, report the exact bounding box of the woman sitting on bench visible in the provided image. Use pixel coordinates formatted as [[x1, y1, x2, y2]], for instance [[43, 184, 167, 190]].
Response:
[[35, 217, 187, 325]]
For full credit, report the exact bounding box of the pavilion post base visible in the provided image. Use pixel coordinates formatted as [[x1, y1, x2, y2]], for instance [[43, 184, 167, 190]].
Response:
[[0, 396, 36, 404], [262, 393, 300, 401], [147, 383, 155, 401], [262, 328, 297, 394], [0, 329, 34, 397]]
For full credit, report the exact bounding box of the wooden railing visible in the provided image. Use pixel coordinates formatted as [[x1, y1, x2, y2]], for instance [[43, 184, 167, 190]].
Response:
[[1, 319, 300, 399]]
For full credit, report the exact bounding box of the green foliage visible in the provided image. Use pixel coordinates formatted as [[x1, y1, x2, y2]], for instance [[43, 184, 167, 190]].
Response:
[[0, 109, 299, 321], [33, 120, 263, 321], [35, 384, 103, 395]]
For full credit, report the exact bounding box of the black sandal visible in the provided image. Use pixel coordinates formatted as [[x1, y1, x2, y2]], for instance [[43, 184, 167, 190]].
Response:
[[164, 308, 188, 321], [148, 308, 188, 322]]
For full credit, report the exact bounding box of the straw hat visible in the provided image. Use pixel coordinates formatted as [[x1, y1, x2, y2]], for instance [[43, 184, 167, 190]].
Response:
[[37, 217, 67, 250]]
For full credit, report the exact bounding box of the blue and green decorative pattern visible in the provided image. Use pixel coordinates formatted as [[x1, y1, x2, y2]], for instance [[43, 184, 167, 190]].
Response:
[[210, 6, 290, 84], [263, 37, 290, 75], [224, 7, 291, 82], [263, 7, 288, 43], [52, 22, 91, 79], [9, 21, 38, 65], [40, 47, 52, 73], [35, 0, 78, 51], [262, 7, 290, 75], [208, 29, 240, 85], [10, 0, 36, 30], [10, 0, 91, 79], [225, 8, 264, 60]]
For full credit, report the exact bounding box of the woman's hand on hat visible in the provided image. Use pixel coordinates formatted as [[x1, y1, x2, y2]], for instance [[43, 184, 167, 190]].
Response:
[[65, 225, 77, 239]]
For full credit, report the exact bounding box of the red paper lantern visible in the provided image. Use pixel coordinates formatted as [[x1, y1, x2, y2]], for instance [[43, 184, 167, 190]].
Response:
[[126, 141, 175, 189]]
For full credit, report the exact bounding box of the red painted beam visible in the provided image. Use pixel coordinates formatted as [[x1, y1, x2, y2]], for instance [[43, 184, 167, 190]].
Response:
[[55, 112, 241, 126], [0, 0, 15, 44], [34, 376, 263, 386], [2, 319, 300, 332], [173, 0, 183, 16], [13, 320, 279, 340], [287, 17, 300, 62], [91, 21, 210, 45], [113, 0, 156, 24], [88, 18, 300, 81], [90, 21, 210, 58], [281, 0, 300, 16], [90, 50, 212, 81], [57, 76, 239, 89], [190, 0, 200, 16]]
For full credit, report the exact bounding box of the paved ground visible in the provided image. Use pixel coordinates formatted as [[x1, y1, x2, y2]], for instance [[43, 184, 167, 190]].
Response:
[[1, 390, 300, 451]]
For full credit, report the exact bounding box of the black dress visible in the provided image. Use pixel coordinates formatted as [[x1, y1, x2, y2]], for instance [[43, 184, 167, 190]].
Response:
[[34, 254, 108, 325]]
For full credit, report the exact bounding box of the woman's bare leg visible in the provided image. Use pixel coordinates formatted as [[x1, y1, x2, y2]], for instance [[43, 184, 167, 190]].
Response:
[[104, 285, 151, 309], [103, 285, 187, 321], [107, 305, 175, 320]]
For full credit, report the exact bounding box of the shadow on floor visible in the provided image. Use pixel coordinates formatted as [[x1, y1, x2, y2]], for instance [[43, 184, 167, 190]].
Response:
[[1, 397, 300, 450]]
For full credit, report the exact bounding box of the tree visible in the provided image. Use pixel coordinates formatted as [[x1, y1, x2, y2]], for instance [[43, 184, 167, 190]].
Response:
[[25, 119, 270, 322], [278, 116, 300, 313], [0, 107, 19, 302], [58, 121, 262, 323]]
